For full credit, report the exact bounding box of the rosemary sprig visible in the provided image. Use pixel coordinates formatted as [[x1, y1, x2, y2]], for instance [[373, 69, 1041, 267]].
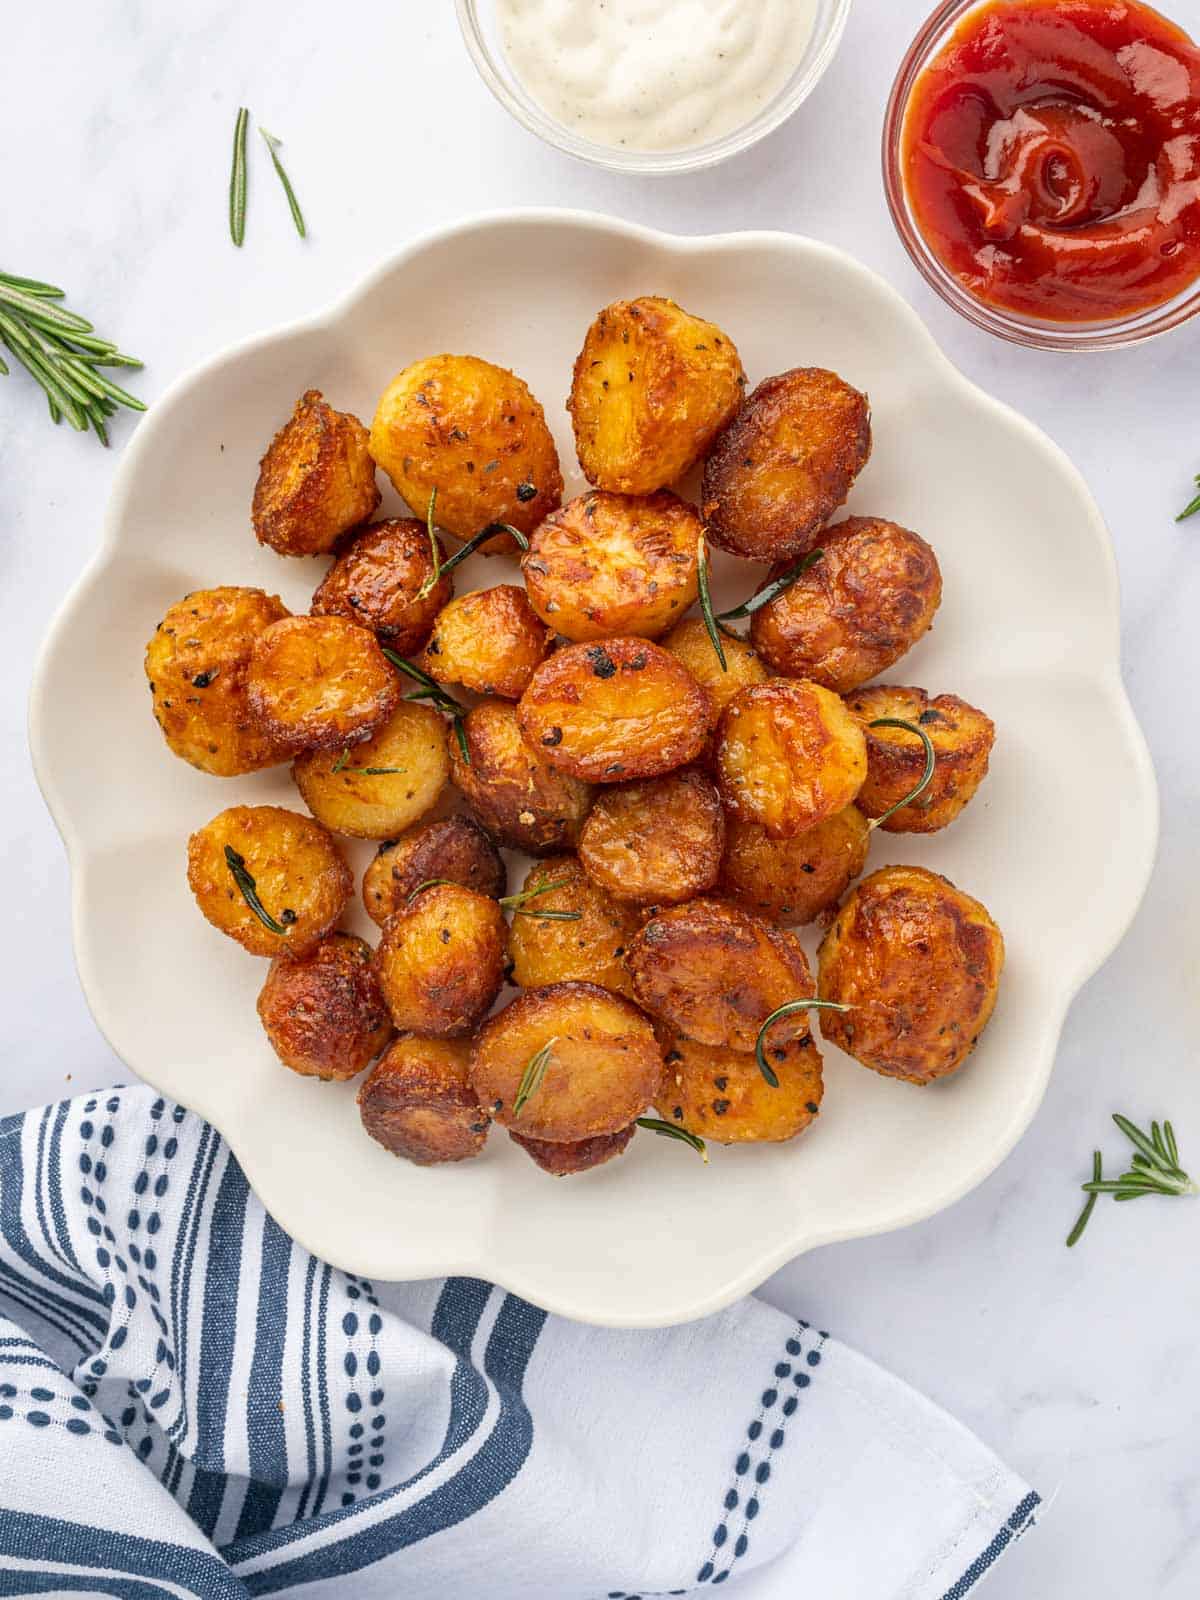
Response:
[[716, 549, 825, 623], [635, 1117, 708, 1161], [224, 845, 290, 936], [498, 880, 582, 921], [513, 1039, 557, 1119], [866, 718, 937, 830], [755, 998, 850, 1087], [1067, 1114, 1198, 1244], [415, 489, 442, 601], [407, 878, 459, 902], [259, 127, 306, 238], [444, 522, 530, 576], [381, 649, 470, 764], [1177, 475, 1200, 522], [696, 536, 727, 672], [229, 108, 249, 246]]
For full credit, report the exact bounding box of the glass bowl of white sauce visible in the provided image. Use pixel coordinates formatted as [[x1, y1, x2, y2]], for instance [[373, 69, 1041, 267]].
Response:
[[457, 0, 853, 175]]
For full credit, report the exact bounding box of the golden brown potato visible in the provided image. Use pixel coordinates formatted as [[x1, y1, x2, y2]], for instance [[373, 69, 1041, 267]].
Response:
[[720, 808, 871, 926], [247, 616, 401, 754], [510, 1125, 635, 1175], [145, 587, 291, 776], [847, 686, 995, 834], [292, 700, 449, 840], [749, 517, 943, 693], [659, 617, 770, 732], [358, 1037, 490, 1165], [310, 518, 451, 654], [715, 680, 867, 838], [518, 639, 709, 783], [657, 1029, 823, 1144], [579, 768, 724, 905], [369, 354, 562, 555], [702, 369, 871, 561], [374, 883, 506, 1038], [569, 297, 744, 495], [470, 982, 661, 1142], [818, 865, 1004, 1085], [627, 898, 814, 1052], [522, 490, 700, 641], [449, 699, 593, 855], [506, 857, 641, 998], [186, 804, 352, 960], [252, 389, 380, 557], [418, 584, 552, 699], [363, 816, 506, 928], [256, 933, 392, 1080]]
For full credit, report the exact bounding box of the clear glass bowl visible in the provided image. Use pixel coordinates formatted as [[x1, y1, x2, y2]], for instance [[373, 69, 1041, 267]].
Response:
[[883, 0, 1200, 351], [457, 0, 854, 176]]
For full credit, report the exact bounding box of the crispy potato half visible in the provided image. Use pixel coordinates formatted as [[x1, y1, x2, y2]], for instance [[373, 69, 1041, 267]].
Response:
[[522, 490, 700, 641], [187, 804, 352, 959], [848, 685, 995, 834], [256, 932, 392, 1080], [750, 516, 943, 693], [518, 638, 709, 783], [358, 1037, 490, 1165], [470, 982, 661, 1142], [293, 700, 449, 840], [145, 586, 291, 776], [720, 807, 871, 926], [247, 616, 401, 754], [658, 1029, 823, 1145], [506, 857, 641, 998], [579, 768, 724, 905], [510, 1124, 635, 1175], [818, 865, 1005, 1085], [363, 816, 506, 928], [569, 296, 744, 495], [310, 518, 451, 655], [450, 698, 593, 855], [418, 584, 552, 699], [715, 680, 867, 838], [374, 883, 507, 1038], [702, 368, 871, 561], [369, 354, 562, 554], [252, 389, 380, 557], [659, 617, 769, 732]]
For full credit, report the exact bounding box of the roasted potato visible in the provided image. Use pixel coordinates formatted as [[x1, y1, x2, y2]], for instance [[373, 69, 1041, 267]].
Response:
[[293, 700, 449, 840], [470, 982, 661, 1142], [252, 389, 380, 557], [715, 680, 867, 838], [510, 1125, 635, 1175], [522, 490, 700, 641], [659, 617, 769, 731], [369, 354, 563, 555], [449, 698, 593, 854], [847, 686, 995, 833], [720, 807, 871, 926], [749, 516, 943, 693], [627, 898, 815, 1052], [256, 932, 392, 1080], [310, 518, 451, 654], [658, 1029, 823, 1144], [247, 616, 401, 753], [568, 297, 744, 495], [186, 804, 352, 959], [418, 584, 552, 700], [818, 865, 1005, 1085], [702, 369, 871, 561], [358, 1037, 490, 1165], [363, 816, 506, 927], [506, 857, 641, 998], [374, 882, 506, 1038], [517, 638, 709, 783], [579, 768, 724, 905], [145, 586, 291, 776]]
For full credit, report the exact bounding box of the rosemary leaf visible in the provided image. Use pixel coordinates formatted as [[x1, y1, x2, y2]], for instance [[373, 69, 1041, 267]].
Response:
[[513, 1039, 557, 1120], [1066, 1151, 1102, 1247], [716, 549, 825, 622], [415, 488, 442, 600], [866, 719, 937, 830], [696, 535, 727, 672], [229, 107, 249, 247], [224, 844, 288, 937], [442, 522, 530, 576], [755, 997, 850, 1087], [499, 880, 581, 921], [259, 127, 307, 238], [634, 1118, 708, 1161]]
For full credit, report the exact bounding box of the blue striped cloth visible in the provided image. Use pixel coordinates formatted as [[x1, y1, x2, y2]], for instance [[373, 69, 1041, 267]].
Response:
[[0, 1089, 1039, 1597]]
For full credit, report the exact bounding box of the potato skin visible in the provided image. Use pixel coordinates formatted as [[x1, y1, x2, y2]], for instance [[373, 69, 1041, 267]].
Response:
[[363, 816, 506, 928], [470, 982, 662, 1142], [247, 616, 401, 753], [658, 1030, 823, 1145], [847, 685, 995, 834], [449, 698, 593, 855], [522, 490, 700, 642], [702, 369, 871, 561], [145, 587, 291, 776], [510, 1124, 635, 1175], [506, 857, 641, 999], [252, 389, 381, 557], [627, 898, 815, 1052], [418, 584, 552, 700], [293, 700, 450, 840], [818, 865, 1005, 1085], [750, 517, 943, 693], [311, 518, 451, 655], [569, 297, 745, 495], [579, 768, 724, 905], [715, 680, 867, 838], [518, 638, 709, 783], [374, 883, 507, 1039], [358, 1037, 490, 1165], [720, 808, 871, 926], [187, 804, 352, 960], [256, 933, 392, 1080], [369, 354, 562, 554]]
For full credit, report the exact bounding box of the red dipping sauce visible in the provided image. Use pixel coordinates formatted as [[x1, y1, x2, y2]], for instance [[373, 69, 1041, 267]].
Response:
[[901, 0, 1200, 323]]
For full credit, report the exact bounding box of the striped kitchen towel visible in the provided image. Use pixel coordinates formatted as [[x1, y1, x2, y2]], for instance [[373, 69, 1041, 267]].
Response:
[[0, 1088, 1038, 1598]]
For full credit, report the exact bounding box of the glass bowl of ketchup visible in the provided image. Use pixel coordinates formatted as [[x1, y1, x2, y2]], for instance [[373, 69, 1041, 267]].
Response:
[[883, 0, 1200, 349]]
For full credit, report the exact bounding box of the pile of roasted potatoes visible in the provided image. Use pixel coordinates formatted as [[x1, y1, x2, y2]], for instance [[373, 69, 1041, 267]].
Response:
[[146, 293, 1004, 1178]]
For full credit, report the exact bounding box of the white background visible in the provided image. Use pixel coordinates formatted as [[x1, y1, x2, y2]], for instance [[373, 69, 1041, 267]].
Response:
[[4, 2, 1200, 1593]]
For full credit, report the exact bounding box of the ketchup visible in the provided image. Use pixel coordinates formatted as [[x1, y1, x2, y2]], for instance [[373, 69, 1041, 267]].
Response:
[[901, 0, 1200, 322]]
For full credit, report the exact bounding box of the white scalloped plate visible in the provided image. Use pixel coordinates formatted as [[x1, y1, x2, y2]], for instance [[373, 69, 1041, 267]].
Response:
[[30, 211, 1157, 1327]]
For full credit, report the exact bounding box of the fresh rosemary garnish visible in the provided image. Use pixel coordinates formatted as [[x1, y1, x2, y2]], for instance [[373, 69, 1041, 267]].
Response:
[[1066, 1152, 1102, 1248], [635, 1118, 708, 1161], [340, 763, 406, 775], [716, 549, 825, 623], [696, 535, 728, 673], [381, 649, 470, 765], [866, 718, 937, 830], [223, 844, 289, 937], [229, 108, 249, 246], [513, 1038, 557, 1119], [755, 998, 851, 1087], [259, 127, 306, 238], [696, 542, 827, 669], [1066, 1114, 1198, 1245], [499, 880, 582, 921], [1177, 475, 1200, 522], [442, 522, 530, 576], [415, 489, 442, 601], [407, 878, 458, 902]]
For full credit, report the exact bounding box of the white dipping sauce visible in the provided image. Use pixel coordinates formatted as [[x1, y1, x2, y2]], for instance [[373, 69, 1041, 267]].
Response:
[[495, 0, 818, 153]]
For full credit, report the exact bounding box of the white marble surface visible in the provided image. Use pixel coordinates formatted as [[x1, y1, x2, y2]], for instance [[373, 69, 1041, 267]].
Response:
[[4, 0, 1200, 1592]]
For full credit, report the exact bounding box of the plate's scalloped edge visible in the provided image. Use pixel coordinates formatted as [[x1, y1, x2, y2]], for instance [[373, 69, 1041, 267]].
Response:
[[28, 209, 1160, 1328]]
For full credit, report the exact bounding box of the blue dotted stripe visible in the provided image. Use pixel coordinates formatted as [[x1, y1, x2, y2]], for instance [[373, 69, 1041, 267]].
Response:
[[338, 1275, 387, 1507], [0, 1376, 123, 1445]]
